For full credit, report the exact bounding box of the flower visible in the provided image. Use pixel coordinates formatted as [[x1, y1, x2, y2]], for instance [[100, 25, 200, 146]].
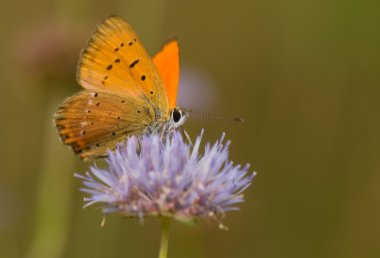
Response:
[[178, 67, 218, 111], [76, 130, 255, 225], [14, 18, 82, 84]]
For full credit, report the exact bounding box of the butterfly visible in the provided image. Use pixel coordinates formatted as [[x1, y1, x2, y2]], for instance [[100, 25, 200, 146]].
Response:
[[54, 15, 188, 159]]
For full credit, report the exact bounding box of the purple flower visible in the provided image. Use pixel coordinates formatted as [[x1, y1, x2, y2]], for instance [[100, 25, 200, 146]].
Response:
[[76, 130, 255, 224]]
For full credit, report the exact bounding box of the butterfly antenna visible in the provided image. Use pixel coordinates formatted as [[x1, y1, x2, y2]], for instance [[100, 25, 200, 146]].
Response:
[[183, 108, 244, 123]]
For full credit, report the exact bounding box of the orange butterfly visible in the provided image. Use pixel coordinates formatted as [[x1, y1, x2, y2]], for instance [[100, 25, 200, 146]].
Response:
[[54, 15, 188, 159]]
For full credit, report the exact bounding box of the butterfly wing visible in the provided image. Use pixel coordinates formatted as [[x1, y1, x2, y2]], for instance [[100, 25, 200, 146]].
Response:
[[153, 39, 179, 109], [78, 15, 169, 115], [54, 90, 155, 159]]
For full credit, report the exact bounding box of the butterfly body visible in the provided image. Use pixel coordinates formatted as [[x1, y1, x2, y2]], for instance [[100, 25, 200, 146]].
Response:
[[54, 16, 186, 159]]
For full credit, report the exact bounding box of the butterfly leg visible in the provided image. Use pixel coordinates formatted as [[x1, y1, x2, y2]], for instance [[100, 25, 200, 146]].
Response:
[[160, 124, 167, 140], [136, 135, 143, 154], [180, 126, 193, 146]]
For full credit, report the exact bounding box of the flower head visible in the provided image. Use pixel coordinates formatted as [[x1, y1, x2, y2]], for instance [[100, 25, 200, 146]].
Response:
[[76, 130, 255, 224]]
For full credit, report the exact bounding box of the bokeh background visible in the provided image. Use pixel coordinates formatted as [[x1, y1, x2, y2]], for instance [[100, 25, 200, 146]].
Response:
[[1, 0, 380, 257]]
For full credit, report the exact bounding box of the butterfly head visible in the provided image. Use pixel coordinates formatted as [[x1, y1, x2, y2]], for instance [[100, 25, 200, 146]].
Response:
[[169, 107, 188, 128]]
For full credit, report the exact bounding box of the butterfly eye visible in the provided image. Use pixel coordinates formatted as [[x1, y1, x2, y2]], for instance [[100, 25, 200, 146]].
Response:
[[171, 109, 182, 123]]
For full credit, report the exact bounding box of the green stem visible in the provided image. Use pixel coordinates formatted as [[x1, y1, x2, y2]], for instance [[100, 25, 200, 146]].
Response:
[[25, 91, 76, 258], [158, 217, 170, 258]]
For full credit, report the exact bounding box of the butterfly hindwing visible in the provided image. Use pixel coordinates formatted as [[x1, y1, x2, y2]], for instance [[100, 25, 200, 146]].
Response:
[[54, 90, 155, 159], [77, 15, 169, 113]]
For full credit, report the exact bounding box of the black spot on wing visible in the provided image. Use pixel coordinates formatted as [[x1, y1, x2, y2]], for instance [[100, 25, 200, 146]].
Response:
[[101, 76, 108, 86], [129, 59, 139, 68]]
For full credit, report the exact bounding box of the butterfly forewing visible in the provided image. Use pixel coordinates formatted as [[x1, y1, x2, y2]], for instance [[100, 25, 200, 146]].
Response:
[[153, 39, 180, 109], [77, 15, 169, 113], [54, 90, 155, 159]]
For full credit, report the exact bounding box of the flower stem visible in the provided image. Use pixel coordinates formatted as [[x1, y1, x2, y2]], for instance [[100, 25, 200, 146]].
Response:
[[158, 217, 170, 258]]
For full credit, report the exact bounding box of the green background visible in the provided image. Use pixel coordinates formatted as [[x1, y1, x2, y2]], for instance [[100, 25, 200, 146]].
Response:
[[1, 0, 379, 257]]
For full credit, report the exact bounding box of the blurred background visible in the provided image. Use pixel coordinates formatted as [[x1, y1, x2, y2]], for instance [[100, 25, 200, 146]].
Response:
[[1, 0, 379, 257]]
